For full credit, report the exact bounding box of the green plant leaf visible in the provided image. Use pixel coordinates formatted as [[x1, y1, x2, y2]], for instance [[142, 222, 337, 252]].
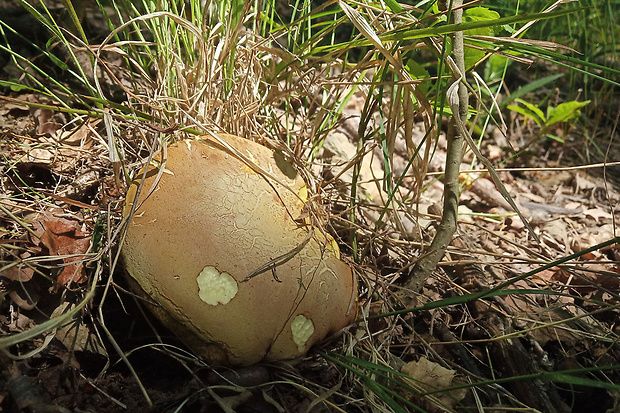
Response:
[[405, 59, 431, 94], [384, 0, 404, 14], [546, 100, 590, 126], [515, 98, 546, 122], [462, 7, 501, 69], [499, 41, 620, 87], [430, 3, 446, 22], [500, 74, 564, 107], [544, 133, 564, 143], [0, 80, 33, 92], [509, 98, 546, 126], [464, 7, 501, 36], [323, 352, 427, 412], [484, 53, 511, 83], [461, 42, 483, 70], [386, 9, 583, 42], [317, 8, 583, 55], [550, 373, 620, 391]]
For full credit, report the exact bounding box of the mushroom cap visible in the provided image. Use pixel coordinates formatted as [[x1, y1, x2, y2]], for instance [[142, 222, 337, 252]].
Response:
[[122, 134, 357, 366]]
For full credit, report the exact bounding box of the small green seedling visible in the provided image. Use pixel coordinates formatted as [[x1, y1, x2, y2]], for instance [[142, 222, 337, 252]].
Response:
[[508, 98, 590, 144]]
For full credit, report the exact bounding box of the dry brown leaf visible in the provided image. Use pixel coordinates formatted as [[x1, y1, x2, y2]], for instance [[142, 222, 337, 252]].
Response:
[[37, 121, 62, 136], [574, 172, 597, 192], [52, 303, 107, 356], [572, 223, 616, 254], [3, 251, 35, 283], [54, 121, 93, 147], [552, 265, 618, 294], [583, 208, 612, 223], [531, 268, 557, 286], [1, 101, 29, 113], [590, 263, 620, 291], [401, 356, 467, 412], [528, 306, 581, 346], [541, 219, 569, 252], [468, 177, 512, 210], [25, 147, 54, 165], [39, 219, 91, 290], [486, 144, 503, 161], [32, 106, 62, 136], [8, 288, 39, 311], [551, 268, 575, 286]]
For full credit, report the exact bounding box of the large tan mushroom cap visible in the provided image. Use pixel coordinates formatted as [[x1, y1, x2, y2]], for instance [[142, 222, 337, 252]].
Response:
[[122, 134, 357, 366]]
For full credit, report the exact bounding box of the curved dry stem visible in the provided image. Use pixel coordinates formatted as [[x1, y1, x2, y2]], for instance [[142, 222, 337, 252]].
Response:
[[396, 1, 468, 298]]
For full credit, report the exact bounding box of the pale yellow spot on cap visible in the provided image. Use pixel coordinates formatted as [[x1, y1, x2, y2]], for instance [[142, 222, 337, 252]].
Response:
[[291, 314, 314, 352], [298, 185, 308, 203], [197, 266, 238, 305]]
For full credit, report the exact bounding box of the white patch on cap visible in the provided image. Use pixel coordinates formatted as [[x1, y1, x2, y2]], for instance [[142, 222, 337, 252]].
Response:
[[197, 266, 238, 305], [291, 314, 314, 352]]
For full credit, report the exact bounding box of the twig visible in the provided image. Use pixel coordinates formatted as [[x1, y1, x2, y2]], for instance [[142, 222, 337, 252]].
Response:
[[243, 229, 314, 282], [397, 1, 468, 297]]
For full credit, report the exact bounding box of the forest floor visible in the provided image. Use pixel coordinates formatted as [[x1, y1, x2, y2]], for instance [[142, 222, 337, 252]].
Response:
[[1, 87, 619, 412]]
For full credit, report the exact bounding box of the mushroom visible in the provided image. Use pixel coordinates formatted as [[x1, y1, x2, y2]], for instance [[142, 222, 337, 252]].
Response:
[[122, 134, 357, 366]]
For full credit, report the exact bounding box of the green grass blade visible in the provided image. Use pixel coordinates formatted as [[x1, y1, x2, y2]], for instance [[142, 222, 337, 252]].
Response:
[[500, 73, 564, 107]]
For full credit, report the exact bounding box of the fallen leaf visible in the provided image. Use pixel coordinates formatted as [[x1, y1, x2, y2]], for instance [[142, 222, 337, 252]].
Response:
[[531, 268, 557, 285], [486, 144, 503, 160], [38, 121, 62, 136], [583, 208, 612, 223], [590, 263, 620, 290], [572, 223, 616, 253], [401, 356, 467, 412], [506, 215, 525, 231], [468, 177, 512, 210], [4, 251, 36, 283], [542, 219, 569, 252], [25, 147, 54, 165], [528, 306, 582, 345], [52, 303, 107, 356], [53, 120, 94, 147], [2, 101, 29, 113], [8, 288, 39, 311], [402, 356, 456, 388], [32, 106, 62, 136], [39, 219, 91, 290], [5, 312, 35, 332], [574, 172, 596, 192], [552, 265, 618, 294]]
